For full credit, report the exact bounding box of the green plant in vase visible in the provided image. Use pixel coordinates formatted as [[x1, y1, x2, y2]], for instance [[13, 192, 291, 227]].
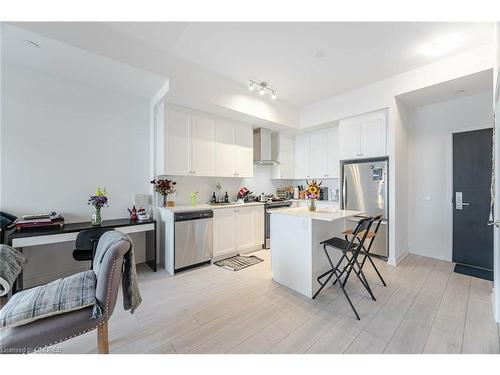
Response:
[[88, 187, 108, 225]]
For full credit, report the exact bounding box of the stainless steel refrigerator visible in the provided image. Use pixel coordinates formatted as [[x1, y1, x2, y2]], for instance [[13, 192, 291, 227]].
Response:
[[341, 158, 389, 258]]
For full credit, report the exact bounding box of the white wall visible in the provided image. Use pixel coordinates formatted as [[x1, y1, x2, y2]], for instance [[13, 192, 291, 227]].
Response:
[[1, 64, 153, 286], [407, 91, 493, 261]]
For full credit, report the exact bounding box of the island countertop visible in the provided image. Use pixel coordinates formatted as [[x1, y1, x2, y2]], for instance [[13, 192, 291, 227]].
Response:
[[268, 207, 363, 222]]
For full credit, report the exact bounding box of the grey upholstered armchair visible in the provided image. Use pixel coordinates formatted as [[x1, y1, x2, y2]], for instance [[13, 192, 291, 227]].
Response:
[[0, 237, 131, 354]]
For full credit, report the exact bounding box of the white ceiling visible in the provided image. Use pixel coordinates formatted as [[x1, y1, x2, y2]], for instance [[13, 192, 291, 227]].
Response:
[[397, 69, 493, 108], [2, 25, 167, 98], [9, 22, 493, 108]]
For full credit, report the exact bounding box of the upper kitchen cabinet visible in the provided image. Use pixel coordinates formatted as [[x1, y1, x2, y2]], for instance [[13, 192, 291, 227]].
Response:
[[190, 114, 216, 176], [339, 110, 387, 160], [164, 108, 191, 176], [215, 121, 253, 178], [234, 125, 253, 178], [294, 134, 311, 179], [309, 132, 327, 179], [326, 127, 340, 178], [293, 127, 339, 179], [162, 106, 253, 178], [272, 133, 294, 179], [215, 119, 236, 177]]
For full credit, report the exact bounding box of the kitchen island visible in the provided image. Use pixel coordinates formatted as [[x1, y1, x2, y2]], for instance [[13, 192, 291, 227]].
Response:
[[270, 206, 362, 298]]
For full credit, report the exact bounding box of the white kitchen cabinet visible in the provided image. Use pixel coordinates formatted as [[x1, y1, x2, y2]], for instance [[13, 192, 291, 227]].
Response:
[[163, 106, 253, 178], [326, 127, 340, 178], [213, 205, 264, 259], [190, 114, 215, 176], [339, 117, 362, 160], [215, 121, 253, 178], [294, 134, 311, 179], [164, 108, 191, 175], [213, 208, 237, 258], [272, 133, 294, 179], [292, 127, 339, 180], [234, 125, 253, 178], [235, 206, 256, 253], [215, 120, 236, 177], [360, 114, 387, 158], [339, 110, 387, 160], [309, 132, 327, 179]]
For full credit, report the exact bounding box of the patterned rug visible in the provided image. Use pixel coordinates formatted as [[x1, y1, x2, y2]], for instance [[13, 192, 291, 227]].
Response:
[[214, 255, 264, 271]]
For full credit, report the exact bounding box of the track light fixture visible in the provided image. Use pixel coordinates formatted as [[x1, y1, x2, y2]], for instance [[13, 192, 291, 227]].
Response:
[[248, 79, 277, 100]]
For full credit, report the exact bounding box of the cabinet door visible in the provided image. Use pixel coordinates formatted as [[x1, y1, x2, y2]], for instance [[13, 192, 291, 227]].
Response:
[[309, 132, 328, 179], [272, 134, 294, 179], [164, 109, 191, 175], [191, 114, 215, 176], [339, 118, 361, 160], [280, 134, 294, 179], [213, 208, 236, 257], [360, 112, 387, 158], [326, 127, 339, 178], [235, 125, 253, 178], [235, 207, 256, 253], [294, 135, 311, 179], [253, 206, 264, 248], [215, 120, 236, 177]]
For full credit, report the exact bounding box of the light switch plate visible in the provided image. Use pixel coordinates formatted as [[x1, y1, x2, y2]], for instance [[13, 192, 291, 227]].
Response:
[[423, 194, 432, 201]]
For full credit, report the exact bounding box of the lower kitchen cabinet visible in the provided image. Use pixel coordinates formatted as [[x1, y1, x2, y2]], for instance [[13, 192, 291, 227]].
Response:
[[213, 208, 236, 258], [213, 205, 264, 259]]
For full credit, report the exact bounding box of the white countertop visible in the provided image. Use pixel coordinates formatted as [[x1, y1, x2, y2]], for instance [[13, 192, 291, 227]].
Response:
[[158, 201, 265, 213], [269, 207, 362, 222]]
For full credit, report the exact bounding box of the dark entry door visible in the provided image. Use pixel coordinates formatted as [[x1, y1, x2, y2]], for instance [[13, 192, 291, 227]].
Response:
[[452, 128, 493, 270]]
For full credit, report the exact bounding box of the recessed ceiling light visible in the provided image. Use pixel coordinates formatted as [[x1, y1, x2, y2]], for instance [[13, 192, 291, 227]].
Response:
[[421, 34, 460, 57]]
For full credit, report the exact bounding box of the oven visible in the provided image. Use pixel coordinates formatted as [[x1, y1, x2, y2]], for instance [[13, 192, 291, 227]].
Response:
[[264, 200, 293, 249]]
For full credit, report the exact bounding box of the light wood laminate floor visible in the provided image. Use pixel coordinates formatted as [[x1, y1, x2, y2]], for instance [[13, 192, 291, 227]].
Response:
[[50, 251, 500, 354]]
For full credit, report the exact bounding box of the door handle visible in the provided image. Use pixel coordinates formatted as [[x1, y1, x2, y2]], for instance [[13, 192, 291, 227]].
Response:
[[455, 192, 471, 210]]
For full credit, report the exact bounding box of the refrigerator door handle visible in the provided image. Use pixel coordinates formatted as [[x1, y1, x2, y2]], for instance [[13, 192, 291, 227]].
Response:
[[342, 173, 347, 209]]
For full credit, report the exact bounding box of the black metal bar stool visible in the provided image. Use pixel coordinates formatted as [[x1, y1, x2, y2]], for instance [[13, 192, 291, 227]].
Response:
[[342, 214, 386, 287], [312, 217, 375, 320]]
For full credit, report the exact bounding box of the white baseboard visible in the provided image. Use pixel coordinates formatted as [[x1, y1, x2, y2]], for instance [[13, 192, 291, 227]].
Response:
[[395, 251, 410, 265]]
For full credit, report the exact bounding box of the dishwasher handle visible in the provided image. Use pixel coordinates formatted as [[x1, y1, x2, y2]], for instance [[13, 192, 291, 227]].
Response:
[[175, 210, 213, 222]]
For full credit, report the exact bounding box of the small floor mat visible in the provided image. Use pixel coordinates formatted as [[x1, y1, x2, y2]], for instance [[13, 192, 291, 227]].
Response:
[[454, 264, 493, 281], [214, 255, 264, 271]]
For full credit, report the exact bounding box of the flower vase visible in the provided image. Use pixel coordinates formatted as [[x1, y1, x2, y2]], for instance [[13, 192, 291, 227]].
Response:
[[91, 207, 102, 226], [162, 194, 168, 207], [309, 198, 317, 212]]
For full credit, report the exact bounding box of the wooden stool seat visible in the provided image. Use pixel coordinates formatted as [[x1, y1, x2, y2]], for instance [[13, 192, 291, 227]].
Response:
[[342, 229, 376, 239]]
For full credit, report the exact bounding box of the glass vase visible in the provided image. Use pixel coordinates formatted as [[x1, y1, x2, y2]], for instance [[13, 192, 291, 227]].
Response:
[[91, 207, 102, 226], [309, 198, 317, 212]]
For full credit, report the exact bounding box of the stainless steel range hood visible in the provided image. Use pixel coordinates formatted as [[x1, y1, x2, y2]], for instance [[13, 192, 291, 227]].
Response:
[[253, 128, 279, 165]]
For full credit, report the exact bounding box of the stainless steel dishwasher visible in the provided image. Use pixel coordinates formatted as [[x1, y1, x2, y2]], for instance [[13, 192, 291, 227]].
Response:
[[174, 210, 213, 271]]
